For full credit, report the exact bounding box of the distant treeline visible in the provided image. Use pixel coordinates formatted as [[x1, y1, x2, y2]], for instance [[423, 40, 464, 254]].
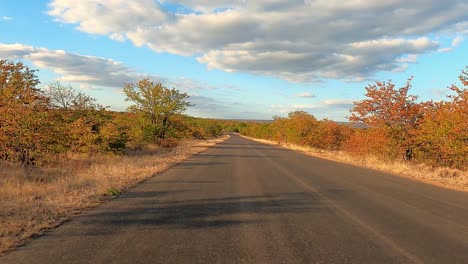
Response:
[[0, 60, 223, 166], [224, 67, 467, 170]]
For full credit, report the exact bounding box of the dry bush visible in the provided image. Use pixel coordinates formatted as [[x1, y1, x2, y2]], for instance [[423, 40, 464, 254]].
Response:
[[0, 136, 228, 254], [156, 138, 179, 148]]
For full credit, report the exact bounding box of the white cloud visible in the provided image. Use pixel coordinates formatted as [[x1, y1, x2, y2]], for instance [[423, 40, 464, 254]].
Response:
[[271, 99, 355, 117], [452, 36, 464, 47], [397, 54, 418, 63], [438, 35, 465, 52], [290, 104, 318, 110], [171, 77, 216, 92], [295, 92, 316, 98], [0, 43, 214, 92], [109, 33, 126, 42], [0, 42, 233, 115], [1, 16, 12, 21], [322, 99, 355, 108], [0, 43, 159, 87], [47, 0, 468, 82], [48, 0, 167, 37]]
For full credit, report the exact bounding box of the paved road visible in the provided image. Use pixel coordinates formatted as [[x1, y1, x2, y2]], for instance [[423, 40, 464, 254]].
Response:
[[2, 134, 468, 264]]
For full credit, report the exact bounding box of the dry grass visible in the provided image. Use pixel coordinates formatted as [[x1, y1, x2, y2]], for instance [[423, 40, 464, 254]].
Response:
[[0, 135, 229, 254], [242, 135, 468, 192]]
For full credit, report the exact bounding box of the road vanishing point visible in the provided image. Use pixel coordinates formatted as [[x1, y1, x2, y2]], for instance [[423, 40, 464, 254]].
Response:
[[1, 134, 468, 264]]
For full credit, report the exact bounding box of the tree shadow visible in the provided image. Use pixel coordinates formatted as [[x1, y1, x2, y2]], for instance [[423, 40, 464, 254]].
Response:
[[68, 192, 329, 236], [147, 180, 219, 184], [174, 161, 227, 169], [196, 154, 272, 158], [213, 145, 289, 152]]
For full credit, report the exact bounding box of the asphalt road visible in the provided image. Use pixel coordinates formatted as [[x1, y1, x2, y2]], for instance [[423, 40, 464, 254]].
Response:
[[2, 134, 468, 264]]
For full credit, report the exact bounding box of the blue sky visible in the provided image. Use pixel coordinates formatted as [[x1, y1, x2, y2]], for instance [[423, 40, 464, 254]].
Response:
[[1, 0, 467, 121]]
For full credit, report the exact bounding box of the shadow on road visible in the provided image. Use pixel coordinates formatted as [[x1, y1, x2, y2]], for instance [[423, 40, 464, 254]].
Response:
[[197, 154, 266, 158], [70, 192, 329, 236], [213, 145, 289, 152]]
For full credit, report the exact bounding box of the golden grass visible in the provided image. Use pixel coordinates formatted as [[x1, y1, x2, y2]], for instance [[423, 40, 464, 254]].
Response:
[[242, 135, 468, 192], [0, 135, 229, 254]]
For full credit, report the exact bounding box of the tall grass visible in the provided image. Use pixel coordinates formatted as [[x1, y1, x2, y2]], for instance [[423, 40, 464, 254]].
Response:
[[0, 136, 228, 254]]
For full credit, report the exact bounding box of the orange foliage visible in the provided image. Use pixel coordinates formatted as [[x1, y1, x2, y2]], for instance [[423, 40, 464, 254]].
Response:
[[0, 60, 58, 165], [239, 66, 467, 170], [349, 77, 426, 160], [343, 127, 396, 160], [414, 72, 467, 169], [316, 119, 351, 151], [240, 111, 350, 151], [0, 60, 127, 165]]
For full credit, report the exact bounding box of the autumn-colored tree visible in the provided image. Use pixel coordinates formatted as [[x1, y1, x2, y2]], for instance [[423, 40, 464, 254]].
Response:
[[286, 111, 319, 145], [343, 127, 396, 160], [414, 69, 467, 168], [44, 81, 126, 153], [182, 116, 224, 139], [0, 60, 60, 165], [65, 112, 126, 153], [268, 111, 319, 145], [235, 67, 466, 170], [316, 119, 350, 150], [460, 67, 468, 86], [123, 79, 191, 140], [349, 78, 424, 160]]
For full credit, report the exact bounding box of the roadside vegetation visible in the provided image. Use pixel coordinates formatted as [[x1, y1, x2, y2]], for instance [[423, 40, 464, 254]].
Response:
[[1, 59, 466, 253], [0, 59, 226, 253], [226, 67, 467, 190]]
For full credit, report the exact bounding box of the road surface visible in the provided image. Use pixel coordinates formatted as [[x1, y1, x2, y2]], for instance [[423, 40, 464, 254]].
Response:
[[2, 134, 468, 263]]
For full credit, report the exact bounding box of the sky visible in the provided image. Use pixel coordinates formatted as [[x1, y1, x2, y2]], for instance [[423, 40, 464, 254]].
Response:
[[0, 0, 467, 121]]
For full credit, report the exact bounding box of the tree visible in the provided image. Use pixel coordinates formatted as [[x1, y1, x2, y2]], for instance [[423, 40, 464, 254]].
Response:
[[349, 77, 424, 160], [414, 68, 467, 168], [123, 79, 191, 140], [44, 81, 75, 109], [316, 119, 350, 150], [45, 81, 101, 110], [0, 60, 58, 165], [286, 111, 319, 145], [44, 81, 125, 153], [460, 66, 468, 86]]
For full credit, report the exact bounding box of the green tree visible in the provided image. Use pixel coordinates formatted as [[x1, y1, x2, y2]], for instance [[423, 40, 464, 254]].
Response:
[[123, 79, 191, 140]]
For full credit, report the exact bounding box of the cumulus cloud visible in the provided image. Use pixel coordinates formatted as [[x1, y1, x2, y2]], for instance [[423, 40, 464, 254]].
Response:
[[0, 43, 162, 87], [0, 43, 217, 93], [48, 0, 167, 37], [48, 0, 467, 82], [397, 54, 418, 63], [0, 42, 234, 116]]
